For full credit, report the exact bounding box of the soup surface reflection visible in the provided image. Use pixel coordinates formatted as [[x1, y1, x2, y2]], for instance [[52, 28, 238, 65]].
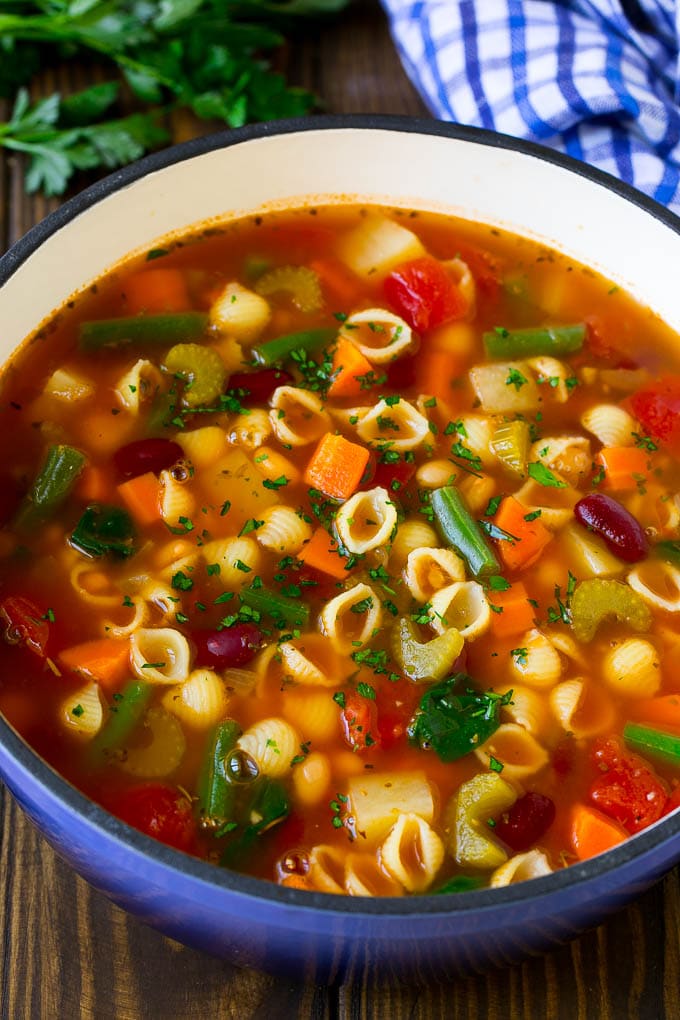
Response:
[[1, 205, 679, 896]]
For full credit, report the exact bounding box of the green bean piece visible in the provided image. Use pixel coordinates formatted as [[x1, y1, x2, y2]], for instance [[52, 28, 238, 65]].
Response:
[[163, 343, 226, 407], [146, 388, 178, 435], [79, 312, 209, 350], [483, 323, 586, 359], [197, 720, 242, 828], [570, 578, 651, 642], [239, 585, 310, 628], [14, 444, 85, 532], [431, 485, 500, 577], [252, 327, 337, 367], [623, 722, 680, 767], [89, 680, 154, 763]]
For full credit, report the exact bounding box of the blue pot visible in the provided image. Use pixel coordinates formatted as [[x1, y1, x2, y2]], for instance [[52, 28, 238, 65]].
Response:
[[1, 117, 679, 981]]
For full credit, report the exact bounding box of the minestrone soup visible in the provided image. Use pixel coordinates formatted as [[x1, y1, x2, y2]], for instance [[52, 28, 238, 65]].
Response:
[[1, 204, 679, 896]]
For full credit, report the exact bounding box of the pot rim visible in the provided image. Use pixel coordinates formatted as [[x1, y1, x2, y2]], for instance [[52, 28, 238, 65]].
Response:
[[1, 113, 679, 920]]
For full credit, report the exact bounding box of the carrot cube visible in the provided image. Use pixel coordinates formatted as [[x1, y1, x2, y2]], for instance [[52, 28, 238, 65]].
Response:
[[304, 433, 370, 500], [298, 527, 348, 580], [494, 496, 553, 572], [117, 471, 162, 526]]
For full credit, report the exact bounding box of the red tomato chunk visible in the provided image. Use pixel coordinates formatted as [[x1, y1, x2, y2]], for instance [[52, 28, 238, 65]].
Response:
[[590, 737, 668, 834], [384, 256, 467, 331]]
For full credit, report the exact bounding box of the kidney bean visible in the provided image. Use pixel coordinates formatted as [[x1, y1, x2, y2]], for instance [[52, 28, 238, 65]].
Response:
[[190, 624, 263, 669], [494, 792, 556, 851], [574, 492, 648, 563], [227, 368, 293, 405], [114, 438, 184, 479]]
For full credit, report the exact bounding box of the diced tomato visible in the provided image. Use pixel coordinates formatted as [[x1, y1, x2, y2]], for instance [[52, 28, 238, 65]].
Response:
[[455, 245, 500, 303], [340, 691, 381, 753], [384, 256, 468, 332], [375, 678, 420, 751], [0, 596, 50, 658], [628, 375, 680, 455], [366, 457, 416, 495], [590, 736, 668, 834], [111, 783, 197, 853]]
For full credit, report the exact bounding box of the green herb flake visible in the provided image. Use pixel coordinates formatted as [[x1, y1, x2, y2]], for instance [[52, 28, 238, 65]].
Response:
[[527, 462, 567, 488]]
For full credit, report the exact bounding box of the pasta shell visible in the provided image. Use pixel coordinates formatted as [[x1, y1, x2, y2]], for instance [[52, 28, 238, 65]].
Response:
[[502, 684, 551, 736], [357, 398, 429, 451], [60, 681, 104, 739], [340, 307, 413, 363], [229, 409, 271, 451], [256, 506, 312, 556], [283, 688, 339, 744], [389, 519, 438, 564], [428, 581, 491, 640], [474, 724, 550, 781], [130, 627, 191, 685], [115, 358, 162, 413], [601, 638, 661, 698], [348, 770, 435, 846], [306, 844, 346, 894], [320, 582, 381, 649], [210, 281, 271, 342], [176, 426, 227, 467], [580, 403, 637, 447], [201, 536, 261, 587], [628, 559, 680, 613], [529, 435, 591, 486], [404, 547, 466, 603], [380, 813, 445, 893], [269, 386, 331, 447], [279, 634, 343, 688], [455, 415, 496, 467], [335, 486, 398, 554], [510, 629, 563, 689], [237, 717, 300, 778], [415, 459, 457, 489], [527, 356, 574, 403], [162, 669, 229, 728], [159, 469, 195, 525], [550, 678, 615, 738], [490, 849, 553, 887]]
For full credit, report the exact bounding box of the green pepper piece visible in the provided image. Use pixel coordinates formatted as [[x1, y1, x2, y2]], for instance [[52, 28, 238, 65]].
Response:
[[433, 875, 486, 895], [14, 444, 85, 532], [408, 674, 512, 762], [89, 680, 153, 763], [252, 327, 337, 367], [239, 585, 310, 628], [623, 722, 680, 767], [570, 578, 652, 642], [431, 485, 500, 577], [483, 323, 586, 359], [79, 312, 209, 350], [219, 778, 290, 868], [197, 720, 242, 828], [71, 504, 136, 559]]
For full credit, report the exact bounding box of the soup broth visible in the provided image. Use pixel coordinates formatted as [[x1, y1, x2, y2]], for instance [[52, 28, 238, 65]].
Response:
[[1, 204, 679, 896]]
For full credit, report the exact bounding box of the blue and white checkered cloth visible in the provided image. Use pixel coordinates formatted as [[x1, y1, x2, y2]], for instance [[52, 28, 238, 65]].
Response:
[[380, 0, 680, 211]]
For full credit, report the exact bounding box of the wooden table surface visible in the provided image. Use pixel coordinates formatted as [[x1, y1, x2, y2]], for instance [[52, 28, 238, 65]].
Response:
[[1, 3, 679, 1017]]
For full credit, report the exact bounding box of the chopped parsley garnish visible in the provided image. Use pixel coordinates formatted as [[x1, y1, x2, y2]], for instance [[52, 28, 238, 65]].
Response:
[[356, 681, 376, 700], [171, 570, 194, 592], [239, 518, 264, 536], [527, 462, 567, 488], [506, 367, 528, 391]]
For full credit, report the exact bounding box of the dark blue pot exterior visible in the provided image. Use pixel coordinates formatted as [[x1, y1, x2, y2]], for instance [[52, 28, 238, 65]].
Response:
[[1, 729, 678, 982], [1, 116, 680, 982]]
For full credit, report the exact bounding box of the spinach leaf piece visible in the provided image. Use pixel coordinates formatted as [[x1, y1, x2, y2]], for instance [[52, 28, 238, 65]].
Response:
[[407, 673, 512, 762]]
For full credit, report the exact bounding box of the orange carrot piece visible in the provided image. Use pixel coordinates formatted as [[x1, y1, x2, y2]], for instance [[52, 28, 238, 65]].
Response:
[[298, 527, 348, 580], [304, 433, 370, 501], [570, 804, 627, 861], [123, 268, 190, 315], [279, 874, 315, 891], [75, 465, 112, 504], [629, 694, 680, 730], [309, 257, 361, 306], [59, 638, 130, 691], [488, 581, 536, 638], [416, 349, 463, 403], [327, 338, 373, 398], [595, 445, 650, 491], [494, 496, 553, 572], [117, 472, 162, 526]]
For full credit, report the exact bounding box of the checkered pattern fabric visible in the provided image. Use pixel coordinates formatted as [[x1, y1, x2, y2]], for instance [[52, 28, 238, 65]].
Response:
[[381, 0, 680, 210]]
